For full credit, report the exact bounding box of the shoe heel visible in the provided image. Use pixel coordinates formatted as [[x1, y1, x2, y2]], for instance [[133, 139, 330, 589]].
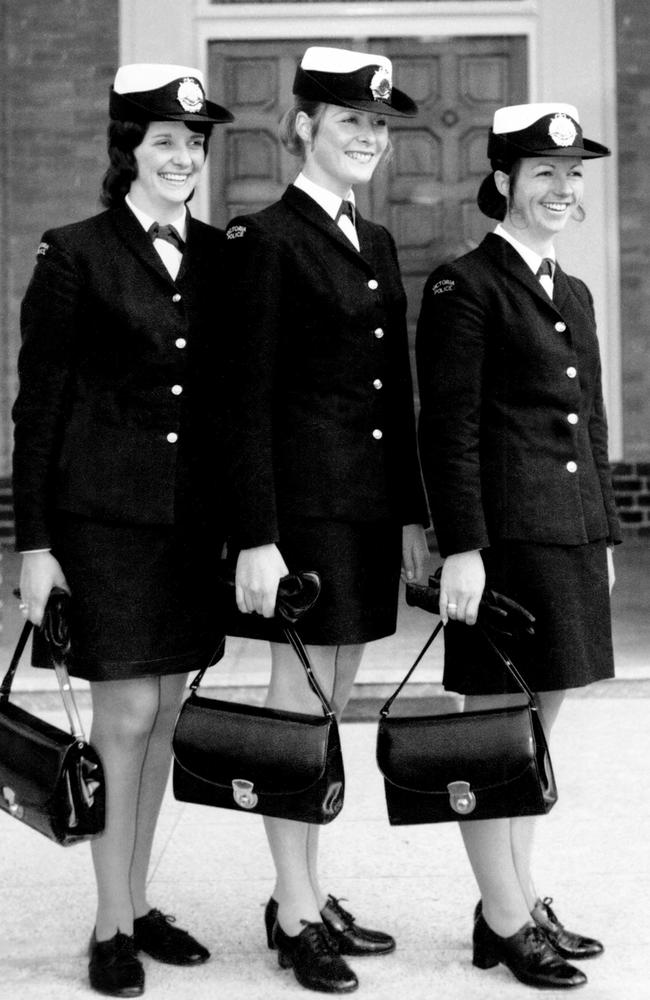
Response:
[[264, 899, 277, 950], [473, 916, 500, 969], [473, 944, 499, 969]]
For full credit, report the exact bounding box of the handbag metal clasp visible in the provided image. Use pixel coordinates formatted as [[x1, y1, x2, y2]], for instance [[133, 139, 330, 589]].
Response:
[[232, 779, 258, 810], [447, 781, 476, 816], [2, 786, 24, 820]]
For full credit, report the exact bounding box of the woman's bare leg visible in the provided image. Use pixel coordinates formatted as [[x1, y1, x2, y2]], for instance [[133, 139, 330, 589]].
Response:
[[459, 689, 566, 935], [510, 689, 566, 910], [89, 677, 162, 940], [129, 672, 189, 918]]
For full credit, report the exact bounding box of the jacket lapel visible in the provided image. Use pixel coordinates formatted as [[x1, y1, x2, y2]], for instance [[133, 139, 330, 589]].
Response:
[[550, 264, 572, 313], [282, 185, 374, 271], [109, 203, 178, 286], [482, 233, 564, 312]]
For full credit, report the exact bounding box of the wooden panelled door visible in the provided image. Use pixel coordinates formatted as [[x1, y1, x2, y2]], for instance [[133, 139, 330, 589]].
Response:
[[208, 35, 527, 332]]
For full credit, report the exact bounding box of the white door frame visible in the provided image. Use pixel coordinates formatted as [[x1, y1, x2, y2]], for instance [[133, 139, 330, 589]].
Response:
[[120, 0, 622, 456]]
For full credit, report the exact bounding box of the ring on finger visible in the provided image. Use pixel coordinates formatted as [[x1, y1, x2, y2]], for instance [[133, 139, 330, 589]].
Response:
[[447, 603, 458, 610]]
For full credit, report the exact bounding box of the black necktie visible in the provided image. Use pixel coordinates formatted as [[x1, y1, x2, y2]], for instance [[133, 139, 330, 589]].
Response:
[[336, 200, 356, 226], [148, 222, 185, 253], [536, 257, 554, 279]]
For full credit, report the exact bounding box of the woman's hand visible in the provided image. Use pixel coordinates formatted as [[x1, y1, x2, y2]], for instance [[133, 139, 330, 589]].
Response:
[[439, 549, 485, 626], [607, 545, 615, 595], [401, 523, 429, 583], [19, 551, 70, 626], [235, 544, 290, 618]]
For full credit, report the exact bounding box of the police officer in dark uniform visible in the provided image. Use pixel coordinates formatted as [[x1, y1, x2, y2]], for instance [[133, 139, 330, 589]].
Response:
[[416, 103, 621, 990], [223, 47, 429, 994], [12, 64, 233, 997]]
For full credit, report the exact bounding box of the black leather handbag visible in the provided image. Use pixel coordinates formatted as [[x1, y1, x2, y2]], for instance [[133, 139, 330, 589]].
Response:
[[376, 596, 557, 825], [172, 571, 345, 824], [0, 590, 105, 845]]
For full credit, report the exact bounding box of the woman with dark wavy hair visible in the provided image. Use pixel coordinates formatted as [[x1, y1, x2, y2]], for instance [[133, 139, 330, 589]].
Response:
[[12, 63, 232, 997]]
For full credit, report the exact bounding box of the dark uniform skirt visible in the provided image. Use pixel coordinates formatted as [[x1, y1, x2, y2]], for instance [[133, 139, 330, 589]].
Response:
[[443, 539, 615, 695], [44, 513, 225, 682], [229, 517, 403, 646]]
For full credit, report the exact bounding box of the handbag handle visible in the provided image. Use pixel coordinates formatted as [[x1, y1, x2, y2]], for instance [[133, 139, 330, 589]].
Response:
[[189, 568, 335, 719], [190, 624, 335, 720], [379, 622, 537, 718], [1, 597, 87, 742]]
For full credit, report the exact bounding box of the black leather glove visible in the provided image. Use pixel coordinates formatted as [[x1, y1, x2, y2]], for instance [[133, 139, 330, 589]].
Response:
[[406, 567, 535, 639], [274, 571, 321, 625], [218, 563, 321, 625]]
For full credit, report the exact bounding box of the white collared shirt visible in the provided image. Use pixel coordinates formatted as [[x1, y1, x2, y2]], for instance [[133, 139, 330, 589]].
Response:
[[494, 223, 555, 298], [293, 172, 359, 251], [125, 194, 187, 280]]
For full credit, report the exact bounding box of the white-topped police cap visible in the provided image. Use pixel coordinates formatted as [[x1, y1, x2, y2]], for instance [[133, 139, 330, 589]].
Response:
[[293, 46, 417, 118], [487, 102, 610, 165], [477, 102, 610, 220], [110, 63, 233, 124]]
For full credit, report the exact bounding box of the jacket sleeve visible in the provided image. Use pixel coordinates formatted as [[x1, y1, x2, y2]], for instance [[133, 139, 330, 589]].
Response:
[[12, 235, 81, 551], [583, 287, 622, 545], [415, 267, 490, 556], [382, 227, 429, 527], [222, 218, 283, 550]]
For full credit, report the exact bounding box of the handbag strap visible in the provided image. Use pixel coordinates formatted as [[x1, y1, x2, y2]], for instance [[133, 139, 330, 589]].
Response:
[[379, 621, 444, 717], [0, 617, 87, 742], [379, 621, 536, 718], [189, 626, 336, 720], [0, 619, 33, 701]]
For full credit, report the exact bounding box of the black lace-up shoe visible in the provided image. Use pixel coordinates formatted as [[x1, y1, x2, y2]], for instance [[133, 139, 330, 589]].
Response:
[[88, 931, 144, 997], [274, 920, 359, 993], [320, 896, 395, 956], [133, 909, 209, 965], [473, 913, 587, 989], [265, 896, 395, 956], [532, 898, 604, 960]]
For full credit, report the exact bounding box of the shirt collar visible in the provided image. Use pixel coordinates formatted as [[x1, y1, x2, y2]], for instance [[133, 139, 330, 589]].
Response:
[[293, 172, 355, 222], [124, 194, 188, 240], [494, 223, 555, 276]]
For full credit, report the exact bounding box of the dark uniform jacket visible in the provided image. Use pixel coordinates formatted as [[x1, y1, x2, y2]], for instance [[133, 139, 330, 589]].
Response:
[[12, 204, 224, 551], [416, 233, 621, 557], [223, 184, 427, 550]]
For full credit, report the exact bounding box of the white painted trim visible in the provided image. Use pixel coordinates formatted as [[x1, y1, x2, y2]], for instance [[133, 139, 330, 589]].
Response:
[[121, 0, 622, 457], [195, 0, 538, 37]]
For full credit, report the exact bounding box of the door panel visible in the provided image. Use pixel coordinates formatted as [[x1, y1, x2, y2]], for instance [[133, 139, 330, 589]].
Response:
[[208, 40, 353, 225], [369, 36, 527, 329]]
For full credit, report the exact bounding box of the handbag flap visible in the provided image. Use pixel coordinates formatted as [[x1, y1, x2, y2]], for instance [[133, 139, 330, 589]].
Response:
[[0, 702, 80, 807], [173, 694, 336, 796], [377, 705, 540, 794]]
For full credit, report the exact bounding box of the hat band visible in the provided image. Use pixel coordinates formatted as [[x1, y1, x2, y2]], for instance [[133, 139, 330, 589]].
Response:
[[296, 67, 391, 105]]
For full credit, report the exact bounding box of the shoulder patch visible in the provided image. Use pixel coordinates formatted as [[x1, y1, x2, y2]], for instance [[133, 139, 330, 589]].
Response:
[[226, 225, 247, 240], [431, 278, 455, 295], [36, 241, 50, 258]]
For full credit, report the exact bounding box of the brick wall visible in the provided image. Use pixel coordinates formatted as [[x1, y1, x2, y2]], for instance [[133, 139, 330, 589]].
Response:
[[611, 462, 650, 534], [0, 0, 118, 478], [616, 0, 650, 464]]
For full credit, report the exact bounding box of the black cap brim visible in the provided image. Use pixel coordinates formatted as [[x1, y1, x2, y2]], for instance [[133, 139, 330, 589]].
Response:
[[109, 89, 234, 125], [294, 69, 417, 118], [489, 131, 610, 165]]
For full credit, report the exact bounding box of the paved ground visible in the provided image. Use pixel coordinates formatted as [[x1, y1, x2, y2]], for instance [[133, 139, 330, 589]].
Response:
[[0, 540, 648, 999]]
